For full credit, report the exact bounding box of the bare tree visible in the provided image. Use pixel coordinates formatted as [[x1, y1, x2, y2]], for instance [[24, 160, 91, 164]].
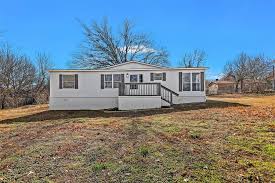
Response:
[[71, 18, 169, 69], [32, 53, 52, 102], [0, 45, 36, 108], [0, 44, 52, 109], [224, 52, 272, 92], [246, 55, 272, 92], [224, 52, 250, 92], [179, 49, 206, 67], [0, 45, 13, 109]]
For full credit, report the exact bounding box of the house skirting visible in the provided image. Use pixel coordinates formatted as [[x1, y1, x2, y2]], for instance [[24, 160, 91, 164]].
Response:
[[49, 95, 206, 110], [49, 97, 117, 110], [173, 96, 206, 104], [118, 96, 161, 110]]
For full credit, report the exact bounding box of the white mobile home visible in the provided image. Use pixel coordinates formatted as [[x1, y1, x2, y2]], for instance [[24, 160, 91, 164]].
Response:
[[49, 61, 206, 110]]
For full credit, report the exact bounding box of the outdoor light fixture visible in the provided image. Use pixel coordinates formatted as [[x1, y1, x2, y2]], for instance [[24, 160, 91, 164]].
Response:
[[126, 73, 129, 78]]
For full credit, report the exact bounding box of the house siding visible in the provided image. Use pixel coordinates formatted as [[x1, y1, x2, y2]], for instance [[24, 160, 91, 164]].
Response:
[[49, 65, 206, 110]]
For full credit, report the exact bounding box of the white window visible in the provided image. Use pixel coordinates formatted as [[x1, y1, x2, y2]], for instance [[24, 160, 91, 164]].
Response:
[[104, 74, 112, 88], [192, 73, 201, 91], [153, 73, 163, 80], [182, 73, 191, 91], [63, 75, 75, 89], [113, 74, 122, 88]]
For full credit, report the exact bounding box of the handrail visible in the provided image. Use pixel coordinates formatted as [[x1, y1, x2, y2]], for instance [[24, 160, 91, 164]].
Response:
[[160, 85, 179, 104], [119, 83, 161, 96], [160, 85, 179, 96], [118, 83, 179, 105]]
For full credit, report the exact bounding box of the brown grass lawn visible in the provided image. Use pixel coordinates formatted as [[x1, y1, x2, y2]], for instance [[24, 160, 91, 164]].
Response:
[[0, 95, 274, 182]]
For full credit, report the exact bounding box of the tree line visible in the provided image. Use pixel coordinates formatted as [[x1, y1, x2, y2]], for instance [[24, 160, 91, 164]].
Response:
[[0, 45, 51, 109], [224, 53, 273, 92]]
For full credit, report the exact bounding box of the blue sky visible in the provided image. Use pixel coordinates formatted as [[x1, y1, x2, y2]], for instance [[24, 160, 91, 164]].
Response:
[[1, 0, 275, 79]]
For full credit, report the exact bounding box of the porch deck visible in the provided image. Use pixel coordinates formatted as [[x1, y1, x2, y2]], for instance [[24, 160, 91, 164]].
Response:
[[118, 83, 179, 110]]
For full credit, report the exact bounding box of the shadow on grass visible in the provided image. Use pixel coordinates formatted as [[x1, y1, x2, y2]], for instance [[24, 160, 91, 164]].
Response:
[[0, 100, 249, 124]]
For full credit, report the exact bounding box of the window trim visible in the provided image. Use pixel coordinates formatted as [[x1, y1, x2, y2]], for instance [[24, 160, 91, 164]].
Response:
[[102, 74, 124, 89], [130, 74, 138, 83], [153, 73, 163, 81], [104, 74, 113, 89], [182, 73, 191, 91], [192, 72, 201, 91], [113, 74, 122, 88], [180, 72, 203, 92], [62, 74, 75, 89]]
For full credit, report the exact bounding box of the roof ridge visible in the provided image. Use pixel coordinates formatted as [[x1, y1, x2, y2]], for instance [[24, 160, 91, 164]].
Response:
[[101, 61, 169, 69]]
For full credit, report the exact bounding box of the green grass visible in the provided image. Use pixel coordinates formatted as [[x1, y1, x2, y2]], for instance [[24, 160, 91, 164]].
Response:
[[92, 162, 111, 171], [138, 146, 149, 157], [264, 144, 275, 159]]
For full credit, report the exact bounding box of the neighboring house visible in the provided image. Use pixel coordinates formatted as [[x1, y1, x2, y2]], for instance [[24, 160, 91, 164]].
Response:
[[208, 71, 275, 95], [208, 81, 236, 95], [208, 74, 236, 95], [49, 61, 206, 110]]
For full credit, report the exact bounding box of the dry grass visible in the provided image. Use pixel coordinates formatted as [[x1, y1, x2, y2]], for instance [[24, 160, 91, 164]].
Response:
[[209, 94, 275, 106], [0, 104, 48, 121], [0, 95, 274, 182]]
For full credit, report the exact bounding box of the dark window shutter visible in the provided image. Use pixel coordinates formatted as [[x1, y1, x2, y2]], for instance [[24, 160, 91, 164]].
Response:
[[201, 72, 204, 91], [59, 74, 63, 89], [121, 74, 124, 83], [150, 73, 154, 81], [162, 73, 166, 81], [179, 72, 182, 92], [75, 74, 78, 89], [139, 74, 143, 83], [101, 74, 104, 89]]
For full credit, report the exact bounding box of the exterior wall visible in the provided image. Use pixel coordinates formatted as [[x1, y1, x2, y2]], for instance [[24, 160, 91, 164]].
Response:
[[50, 71, 119, 110], [49, 66, 206, 110], [217, 83, 235, 94], [208, 84, 218, 95], [118, 96, 161, 110], [207, 82, 235, 95]]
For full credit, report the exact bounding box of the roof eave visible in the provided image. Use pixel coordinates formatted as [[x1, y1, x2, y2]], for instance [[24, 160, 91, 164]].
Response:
[[49, 66, 209, 72]]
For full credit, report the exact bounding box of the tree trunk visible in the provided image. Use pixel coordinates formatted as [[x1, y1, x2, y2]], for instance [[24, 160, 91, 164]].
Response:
[[240, 80, 244, 93], [235, 81, 239, 93], [0, 96, 6, 109]]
